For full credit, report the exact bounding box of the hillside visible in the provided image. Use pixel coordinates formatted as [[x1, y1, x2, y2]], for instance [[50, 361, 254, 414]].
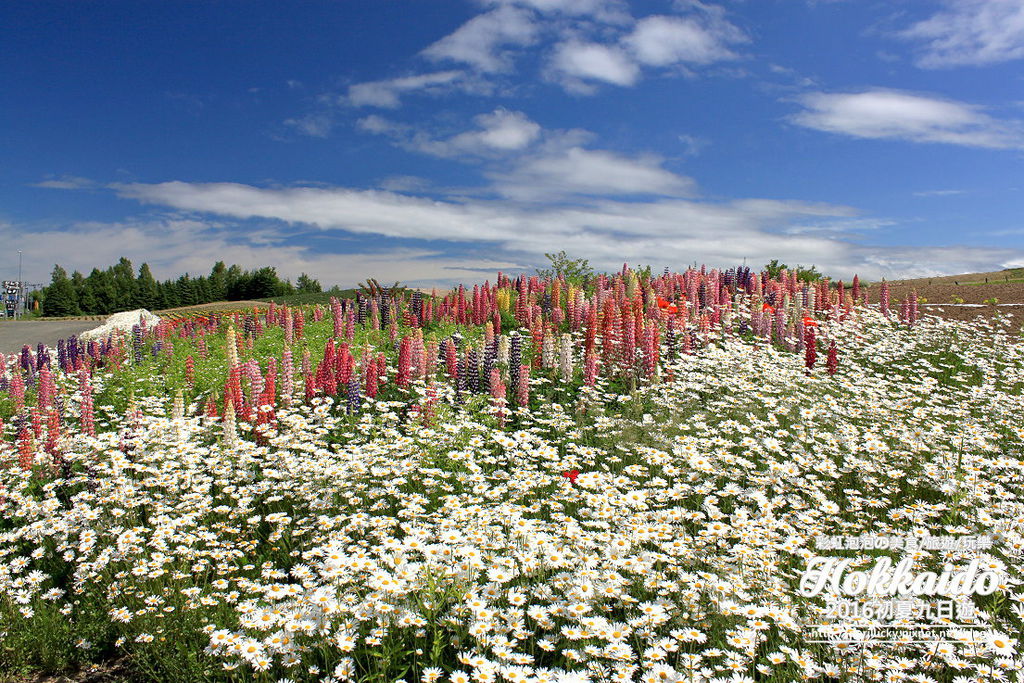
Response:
[[862, 267, 1024, 324]]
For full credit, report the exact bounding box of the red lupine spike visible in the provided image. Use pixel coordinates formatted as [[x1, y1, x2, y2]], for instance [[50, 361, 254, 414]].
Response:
[[804, 326, 817, 372]]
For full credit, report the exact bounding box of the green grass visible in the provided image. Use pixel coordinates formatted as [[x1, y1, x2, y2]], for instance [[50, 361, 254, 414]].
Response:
[[257, 288, 360, 305]]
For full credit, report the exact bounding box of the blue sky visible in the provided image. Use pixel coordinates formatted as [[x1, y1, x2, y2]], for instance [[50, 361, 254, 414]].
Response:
[[2, 0, 1023, 287]]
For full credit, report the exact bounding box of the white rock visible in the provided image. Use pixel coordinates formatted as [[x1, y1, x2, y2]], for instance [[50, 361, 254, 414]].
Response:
[[80, 309, 161, 340]]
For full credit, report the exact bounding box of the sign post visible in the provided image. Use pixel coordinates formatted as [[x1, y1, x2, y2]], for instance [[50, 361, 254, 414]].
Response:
[[3, 280, 22, 320]]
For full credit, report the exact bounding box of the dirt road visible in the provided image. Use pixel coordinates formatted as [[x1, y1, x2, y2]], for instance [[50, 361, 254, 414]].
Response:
[[0, 320, 100, 355]]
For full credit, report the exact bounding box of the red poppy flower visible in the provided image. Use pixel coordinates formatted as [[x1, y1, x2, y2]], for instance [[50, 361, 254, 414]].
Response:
[[802, 315, 818, 328], [562, 469, 579, 484], [763, 303, 774, 314], [657, 297, 679, 315]]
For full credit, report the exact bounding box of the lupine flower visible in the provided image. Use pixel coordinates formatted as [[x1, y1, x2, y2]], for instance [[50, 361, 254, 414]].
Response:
[[44, 408, 60, 457], [331, 297, 343, 338], [804, 325, 817, 371], [517, 364, 529, 407], [396, 336, 412, 389], [226, 327, 239, 368], [558, 334, 574, 382], [16, 426, 34, 470], [9, 374, 24, 411], [223, 398, 237, 447]]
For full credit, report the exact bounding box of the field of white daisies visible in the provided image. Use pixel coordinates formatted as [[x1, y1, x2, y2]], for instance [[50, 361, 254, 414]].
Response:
[[0, 267, 1022, 683]]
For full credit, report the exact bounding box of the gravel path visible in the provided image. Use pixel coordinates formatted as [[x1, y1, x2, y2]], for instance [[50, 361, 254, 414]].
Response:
[[0, 320, 101, 355]]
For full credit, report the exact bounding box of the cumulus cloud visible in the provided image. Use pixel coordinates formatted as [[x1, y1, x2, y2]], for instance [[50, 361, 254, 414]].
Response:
[[623, 14, 744, 67], [790, 89, 1024, 149], [355, 110, 688, 199], [103, 179, 1024, 281], [899, 0, 1024, 68], [345, 70, 466, 108], [2, 216, 522, 289], [360, 109, 542, 159], [454, 108, 543, 152], [548, 41, 640, 89], [488, 147, 696, 199], [421, 5, 539, 72], [544, 4, 745, 92]]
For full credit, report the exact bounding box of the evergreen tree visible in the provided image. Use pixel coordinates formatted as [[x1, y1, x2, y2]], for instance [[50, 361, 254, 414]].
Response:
[[77, 274, 100, 315], [209, 261, 228, 301], [43, 265, 80, 317], [86, 268, 117, 312], [135, 263, 161, 310], [176, 274, 197, 306], [160, 279, 179, 309], [110, 257, 137, 311], [296, 273, 322, 294]]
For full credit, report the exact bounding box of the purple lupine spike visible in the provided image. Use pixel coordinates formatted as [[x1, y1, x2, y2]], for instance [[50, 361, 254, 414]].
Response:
[[21, 345, 34, 374], [465, 350, 479, 393], [346, 379, 360, 414], [132, 325, 143, 364], [455, 354, 467, 399], [483, 339, 498, 384], [508, 333, 522, 398]]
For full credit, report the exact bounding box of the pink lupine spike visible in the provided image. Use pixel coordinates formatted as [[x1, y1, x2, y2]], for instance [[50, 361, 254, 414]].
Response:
[[45, 408, 61, 457], [331, 297, 343, 338], [517, 364, 529, 406], [584, 352, 598, 387], [397, 336, 412, 389], [17, 427, 34, 470]]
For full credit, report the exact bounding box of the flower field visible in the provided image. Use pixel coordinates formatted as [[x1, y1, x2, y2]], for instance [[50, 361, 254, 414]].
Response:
[[0, 266, 1022, 683]]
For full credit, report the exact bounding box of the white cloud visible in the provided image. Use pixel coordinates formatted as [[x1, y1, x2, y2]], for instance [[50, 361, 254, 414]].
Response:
[[790, 89, 1024, 149], [488, 147, 696, 199], [33, 176, 97, 190], [100, 178, 1024, 281], [455, 108, 542, 151], [3, 216, 522, 289], [345, 70, 466, 108], [859, 246, 1024, 279], [624, 14, 743, 67], [548, 41, 640, 89], [899, 0, 1024, 68], [356, 114, 407, 136], [913, 189, 966, 197], [283, 113, 334, 138], [488, 0, 630, 23], [544, 4, 744, 93], [421, 5, 538, 72], [359, 108, 542, 158]]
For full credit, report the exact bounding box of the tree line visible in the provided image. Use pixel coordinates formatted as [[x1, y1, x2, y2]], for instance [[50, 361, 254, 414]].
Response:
[[38, 258, 322, 317]]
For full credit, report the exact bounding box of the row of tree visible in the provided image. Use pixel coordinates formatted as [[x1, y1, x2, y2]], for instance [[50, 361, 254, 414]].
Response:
[[39, 258, 322, 317]]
